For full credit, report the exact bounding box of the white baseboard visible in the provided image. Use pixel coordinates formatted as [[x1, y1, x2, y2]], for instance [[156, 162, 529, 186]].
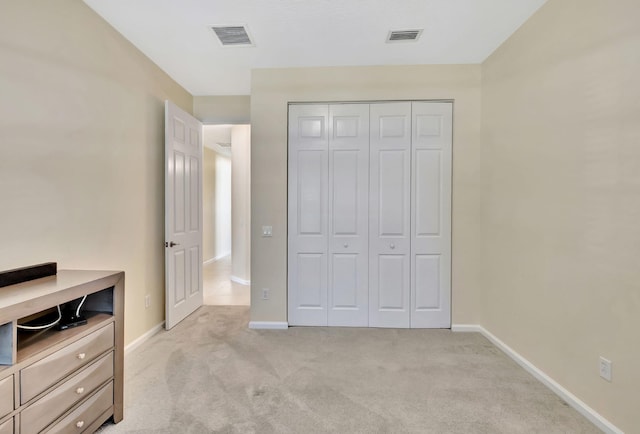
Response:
[[248, 321, 288, 330], [230, 275, 250, 285], [451, 324, 482, 333], [125, 322, 164, 356], [203, 252, 230, 266], [453, 325, 622, 434]]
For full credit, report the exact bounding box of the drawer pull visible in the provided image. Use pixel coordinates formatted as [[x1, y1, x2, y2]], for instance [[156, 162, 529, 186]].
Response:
[[76, 387, 85, 394], [76, 420, 85, 428], [77, 353, 86, 360]]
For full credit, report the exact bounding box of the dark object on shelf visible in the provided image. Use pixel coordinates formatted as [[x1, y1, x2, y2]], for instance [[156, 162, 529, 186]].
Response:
[[55, 297, 88, 330], [0, 262, 57, 288], [55, 314, 87, 331]]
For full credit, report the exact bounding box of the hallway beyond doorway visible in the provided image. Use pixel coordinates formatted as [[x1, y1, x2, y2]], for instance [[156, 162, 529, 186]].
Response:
[[203, 255, 250, 306]]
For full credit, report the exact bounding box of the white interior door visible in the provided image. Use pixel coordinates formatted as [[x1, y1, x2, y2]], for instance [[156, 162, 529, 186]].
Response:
[[411, 102, 452, 327], [369, 102, 412, 328], [328, 104, 369, 326], [165, 101, 203, 330], [288, 104, 329, 326]]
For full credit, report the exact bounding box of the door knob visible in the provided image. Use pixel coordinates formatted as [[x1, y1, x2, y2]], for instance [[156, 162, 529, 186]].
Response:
[[390, 243, 395, 249], [166, 241, 180, 247], [343, 243, 348, 248]]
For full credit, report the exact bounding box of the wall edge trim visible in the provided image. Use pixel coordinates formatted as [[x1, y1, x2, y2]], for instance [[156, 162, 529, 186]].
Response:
[[203, 252, 231, 266], [230, 275, 250, 285], [124, 321, 165, 356], [248, 321, 288, 330], [453, 324, 623, 434]]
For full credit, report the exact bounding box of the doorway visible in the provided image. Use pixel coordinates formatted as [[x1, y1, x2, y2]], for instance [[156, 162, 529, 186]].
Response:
[[202, 124, 251, 306]]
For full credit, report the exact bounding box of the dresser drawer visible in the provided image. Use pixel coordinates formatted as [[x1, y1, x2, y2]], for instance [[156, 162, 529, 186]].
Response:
[[0, 375, 13, 419], [21, 352, 113, 434], [0, 418, 12, 434], [21, 323, 114, 404], [44, 381, 113, 434]]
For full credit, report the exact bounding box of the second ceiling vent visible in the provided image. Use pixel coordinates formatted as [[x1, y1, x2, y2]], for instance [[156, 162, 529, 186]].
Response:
[[211, 26, 253, 46], [386, 29, 423, 43]]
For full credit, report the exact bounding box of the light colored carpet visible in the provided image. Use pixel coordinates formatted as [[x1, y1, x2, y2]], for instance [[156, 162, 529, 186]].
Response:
[[99, 306, 600, 433]]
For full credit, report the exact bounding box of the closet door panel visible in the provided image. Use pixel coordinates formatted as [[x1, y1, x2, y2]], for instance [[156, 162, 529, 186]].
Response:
[[411, 102, 452, 328], [414, 254, 440, 309], [331, 151, 359, 235], [288, 104, 329, 326], [331, 254, 358, 308], [296, 253, 326, 308], [328, 104, 369, 326], [378, 150, 409, 236], [414, 150, 441, 238], [297, 150, 326, 241], [377, 254, 408, 310], [369, 102, 411, 328], [294, 110, 328, 147]]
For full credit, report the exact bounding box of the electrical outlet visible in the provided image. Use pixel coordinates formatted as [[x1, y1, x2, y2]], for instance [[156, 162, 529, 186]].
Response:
[[145, 294, 151, 309], [599, 357, 612, 382], [262, 288, 270, 300], [262, 226, 273, 237]]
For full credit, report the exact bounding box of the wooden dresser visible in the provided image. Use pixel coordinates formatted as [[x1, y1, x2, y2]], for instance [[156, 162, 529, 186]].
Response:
[[0, 270, 124, 433]]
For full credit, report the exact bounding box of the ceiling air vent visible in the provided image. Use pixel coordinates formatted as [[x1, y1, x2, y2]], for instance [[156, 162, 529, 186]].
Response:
[[211, 26, 253, 46], [386, 29, 423, 43]]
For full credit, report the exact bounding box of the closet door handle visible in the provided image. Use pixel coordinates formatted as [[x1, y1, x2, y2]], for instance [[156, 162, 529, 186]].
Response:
[[343, 243, 349, 248], [390, 243, 395, 250]]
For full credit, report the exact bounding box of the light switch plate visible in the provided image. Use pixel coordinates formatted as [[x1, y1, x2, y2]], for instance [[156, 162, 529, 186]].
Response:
[[262, 226, 273, 237]]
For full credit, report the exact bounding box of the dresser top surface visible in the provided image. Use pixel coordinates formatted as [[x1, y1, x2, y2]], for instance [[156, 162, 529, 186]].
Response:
[[0, 270, 123, 313]]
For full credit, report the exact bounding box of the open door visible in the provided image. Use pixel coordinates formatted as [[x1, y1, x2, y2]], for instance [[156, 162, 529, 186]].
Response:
[[165, 101, 203, 330]]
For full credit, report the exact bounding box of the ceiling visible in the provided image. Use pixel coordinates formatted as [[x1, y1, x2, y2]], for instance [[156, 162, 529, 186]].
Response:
[[83, 0, 547, 96]]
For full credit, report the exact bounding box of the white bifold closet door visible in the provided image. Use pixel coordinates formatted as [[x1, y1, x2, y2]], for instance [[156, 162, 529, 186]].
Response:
[[410, 102, 452, 328], [288, 104, 370, 326], [288, 104, 329, 326], [328, 104, 370, 326], [369, 101, 452, 328], [369, 102, 412, 328], [289, 101, 451, 328]]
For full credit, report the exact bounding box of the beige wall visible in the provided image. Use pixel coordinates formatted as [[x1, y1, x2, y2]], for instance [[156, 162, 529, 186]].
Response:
[[481, 0, 640, 431], [0, 1, 192, 345], [250, 65, 483, 323], [203, 148, 217, 262], [194, 96, 250, 124], [231, 125, 251, 283]]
